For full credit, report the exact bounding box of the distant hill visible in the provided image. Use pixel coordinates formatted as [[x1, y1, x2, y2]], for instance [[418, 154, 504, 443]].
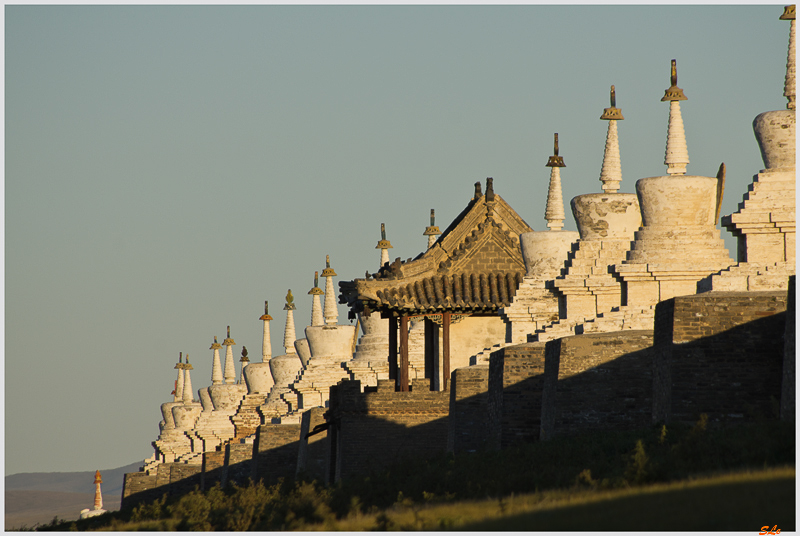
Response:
[[5, 461, 141, 530], [5, 461, 141, 496]]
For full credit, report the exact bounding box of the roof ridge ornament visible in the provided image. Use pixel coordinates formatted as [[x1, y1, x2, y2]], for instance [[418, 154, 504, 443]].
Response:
[[485, 177, 495, 201]]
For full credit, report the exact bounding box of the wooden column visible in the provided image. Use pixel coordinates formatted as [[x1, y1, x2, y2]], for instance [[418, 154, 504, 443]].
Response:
[[399, 315, 409, 392], [424, 317, 440, 391], [388, 316, 398, 383], [442, 312, 451, 390]]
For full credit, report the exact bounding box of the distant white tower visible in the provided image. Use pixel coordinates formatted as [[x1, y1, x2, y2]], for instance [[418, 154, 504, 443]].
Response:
[[222, 326, 236, 385], [308, 272, 324, 327], [321, 255, 338, 325]]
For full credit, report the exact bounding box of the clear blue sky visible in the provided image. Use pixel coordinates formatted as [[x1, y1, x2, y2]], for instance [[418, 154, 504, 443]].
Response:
[[5, 5, 791, 474]]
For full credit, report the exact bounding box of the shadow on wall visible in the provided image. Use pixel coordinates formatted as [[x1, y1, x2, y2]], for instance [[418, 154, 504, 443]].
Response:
[[121, 299, 791, 510], [653, 311, 787, 425]]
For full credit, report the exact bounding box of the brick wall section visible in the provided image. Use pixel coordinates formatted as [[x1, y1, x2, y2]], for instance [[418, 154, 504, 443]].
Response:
[[120, 472, 159, 510], [169, 464, 202, 496], [487, 355, 503, 451], [121, 461, 203, 509], [448, 365, 490, 453], [652, 298, 676, 423], [155, 463, 172, 488], [653, 291, 788, 424], [201, 449, 225, 490], [782, 276, 795, 421], [487, 343, 546, 449], [225, 442, 255, 487], [329, 379, 449, 482], [297, 407, 328, 482], [541, 331, 655, 440], [253, 423, 302, 487]]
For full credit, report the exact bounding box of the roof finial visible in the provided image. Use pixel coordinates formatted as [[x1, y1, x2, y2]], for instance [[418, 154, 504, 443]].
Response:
[[782, 5, 796, 109], [221, 326, 236, 384], [474, 181, 482, 199], [599, 85, 624, 192], [259, 300, 273, 362], [283, 290, 297, 353], [546, 133, 566, 167], [376, 223, 393, 266], [544, 133, 566, 230], [321, 256, 339, 325], [423, 208, 441, 248], [661, 59, 688, 102], [309, 270, 324, 325], [600, 85, 624, 121], [485, 177, 495, 201], [284, 289, 296, 310], [662, 60, 690, 174], [210, 336, 223, 385]]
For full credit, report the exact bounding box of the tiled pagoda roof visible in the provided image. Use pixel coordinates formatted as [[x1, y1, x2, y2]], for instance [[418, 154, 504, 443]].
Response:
[[339, 178, 533, 317]]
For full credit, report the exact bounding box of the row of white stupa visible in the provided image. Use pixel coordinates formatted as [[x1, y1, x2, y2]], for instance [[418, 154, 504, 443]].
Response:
[[142, 7, 795, 473]]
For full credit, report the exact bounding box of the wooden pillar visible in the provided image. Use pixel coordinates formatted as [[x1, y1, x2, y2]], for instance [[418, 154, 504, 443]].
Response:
[[442, 312, 451, 390], [424, 317, 440, 391], [388, 316, 398, 383], [399, 315, 409, 392]]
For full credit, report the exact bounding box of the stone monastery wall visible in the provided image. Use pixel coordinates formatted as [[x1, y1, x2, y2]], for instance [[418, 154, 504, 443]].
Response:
[[653, 292, 788, 424]]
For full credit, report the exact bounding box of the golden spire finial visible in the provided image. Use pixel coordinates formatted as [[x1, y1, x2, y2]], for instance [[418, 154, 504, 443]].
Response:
[[376, 223, 393, 249], [284, 289, 296, 310], [546, 133, 566, 167], [662, 59, 688, 101], [259, 300, 273, 321], [423, 208, 441, 238], [600, 85, 624, 120], [309, 270, 324, 295], [321, 255, 337, 277]]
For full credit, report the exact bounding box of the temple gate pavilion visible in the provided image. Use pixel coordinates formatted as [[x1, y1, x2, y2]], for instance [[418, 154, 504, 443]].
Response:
[[339, 178, 533, 391]]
